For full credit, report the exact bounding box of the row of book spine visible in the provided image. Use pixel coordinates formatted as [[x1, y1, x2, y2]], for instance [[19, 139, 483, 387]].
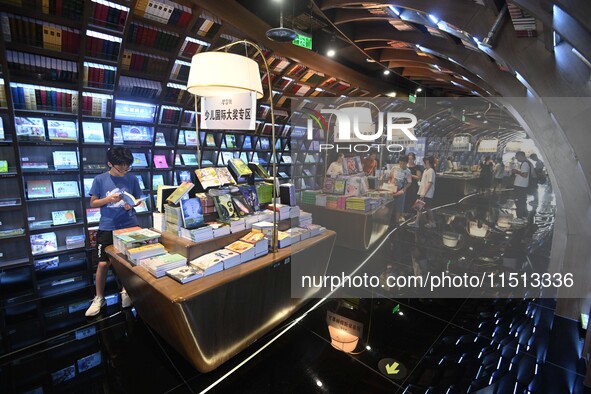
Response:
[[118, 76, 162, 98], [0, 80, 6, 107], [9, 0, 85, 19], [1, 13, 81, 53], [127, 22, 180, 51], [161, 86, 185, 103], [86, 36, 121, 61], [81, 94, 111, 117], [134, 0, 192, 28], [7, 50, 78, 83], [178, 39, 208, 58], [121, 50, 169, 73], [192, 16, 218, 38], [91, 1, 128, 31], [169, 62, 190, 81], [182, 111, 195, 126], [160, 108, 181, 124], [83, 65, 116, 89], [11, 83, 78, 112]]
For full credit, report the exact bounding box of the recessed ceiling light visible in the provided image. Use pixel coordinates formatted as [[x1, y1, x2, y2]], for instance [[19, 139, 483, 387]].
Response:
[[327, 49, 335, 57], [416, 87, 423, 93], [366, 58, 376, 63], [383, 70, 391, 75], [387, 91, 397, 97]]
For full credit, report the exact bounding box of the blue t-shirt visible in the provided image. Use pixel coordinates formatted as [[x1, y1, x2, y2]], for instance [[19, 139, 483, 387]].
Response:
[[89, 172, 142, 231]]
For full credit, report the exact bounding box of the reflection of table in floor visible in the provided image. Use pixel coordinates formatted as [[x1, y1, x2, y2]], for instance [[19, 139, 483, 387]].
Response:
[[106, 230, 336, 372], [300, 201, 394, 251], [436, 174, 480, 203]]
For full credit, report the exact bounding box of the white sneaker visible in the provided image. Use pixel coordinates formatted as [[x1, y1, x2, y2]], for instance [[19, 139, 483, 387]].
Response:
[[85, 296, 105, 317], [121, 291, 132, 308]]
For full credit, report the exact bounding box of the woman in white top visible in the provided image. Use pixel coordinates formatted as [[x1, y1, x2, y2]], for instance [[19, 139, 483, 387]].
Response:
[[410, 156, 436, 228], [326, 153, 345, 177]]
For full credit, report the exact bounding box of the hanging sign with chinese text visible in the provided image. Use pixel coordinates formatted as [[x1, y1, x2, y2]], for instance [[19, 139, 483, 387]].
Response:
[[200, 92, 256, 130]]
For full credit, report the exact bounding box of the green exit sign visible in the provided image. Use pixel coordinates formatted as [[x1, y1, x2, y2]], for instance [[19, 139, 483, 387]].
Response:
[[292, 32, 312, 50], [409, 94, 416, 103]]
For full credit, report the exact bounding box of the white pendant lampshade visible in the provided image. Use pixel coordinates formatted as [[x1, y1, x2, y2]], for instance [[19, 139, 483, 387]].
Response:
[[187, 52, 264, 99], [328, 326, 359, 353]]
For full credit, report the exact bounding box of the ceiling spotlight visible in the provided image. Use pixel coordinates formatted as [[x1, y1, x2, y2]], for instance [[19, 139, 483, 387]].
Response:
[[387, 91, 397, 97], [416, 87, 423, 93], [383, 69, 391, 75], [366, 58, 376, 63], [327, 49, 336, 57]]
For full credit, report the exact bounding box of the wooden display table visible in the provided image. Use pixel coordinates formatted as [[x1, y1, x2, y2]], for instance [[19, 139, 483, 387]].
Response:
[[106, 230, 336, 372], [300, 200, 394, 251]]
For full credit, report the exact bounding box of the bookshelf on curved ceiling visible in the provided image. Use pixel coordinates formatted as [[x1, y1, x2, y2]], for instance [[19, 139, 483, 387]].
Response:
[[186, 40, 278, 252]]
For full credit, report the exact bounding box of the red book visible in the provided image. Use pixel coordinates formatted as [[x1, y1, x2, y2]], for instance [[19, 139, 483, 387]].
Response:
[[66, 92, 72, 111], [149, 28, 157, 46], [119, 10, 128, 29], [99, 3, 109, 25], [61, 28, 69, 52], [56, 0, 63, 15], [178, 11, 191, 27], [40, 89, 47, 108], [56, 91, 62, 111]]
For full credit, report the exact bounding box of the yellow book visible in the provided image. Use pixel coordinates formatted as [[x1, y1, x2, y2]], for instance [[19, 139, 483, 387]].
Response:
[[166, 181, 194, 204]]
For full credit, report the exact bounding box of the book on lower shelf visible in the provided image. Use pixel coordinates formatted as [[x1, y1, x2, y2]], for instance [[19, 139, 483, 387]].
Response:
[[132, 152, 148, 168], [86, 208, 101, 223], [82, 122, 105, 143], [166, 265, 204, 284], [31, 232, 58, 255], [51, 210, 76, 225], [15, 117, 45, 141], [65, 234, 85, 249], [153, 154, 169, 168], [52, 181, 80, 198], [0, 160, 7, 173], [27, 179, 53, 199], [52, 151, 79, 170]]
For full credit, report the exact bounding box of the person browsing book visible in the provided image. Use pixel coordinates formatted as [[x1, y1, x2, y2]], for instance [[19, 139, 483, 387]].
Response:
[[389, 154, 412, 226], [85, 147, 142, 317], [326, 153, 345, 177]]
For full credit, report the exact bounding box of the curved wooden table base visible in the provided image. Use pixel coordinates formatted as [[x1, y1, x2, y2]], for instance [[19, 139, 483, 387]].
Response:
[[107, 230, 336, 372]]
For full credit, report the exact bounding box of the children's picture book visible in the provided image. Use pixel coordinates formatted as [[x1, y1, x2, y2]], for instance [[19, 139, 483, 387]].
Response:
[[135, 175, 146, 190], [228, 158, 252, 178], [154, 132, 166, 146], [181, 154, 198, 166], [47, 120, 77, 141], [132, 152, 148, 168], [242, 136, 252, 149], [0, 160, 8, 173], [113, 127, 123, 144], [177, 129, 186, 145], [86, 208, 101, 223], [166, 265, 203, 284], [51, 210, 76, 225], [185, 130, 197, 146], [52, 151, 78, 169], [30, 232, 58, 255], [153, 154, 169, 168], [215, 167, 236, 185], [52, 181, 80, 198], [238, 185, 259, 211], [225, 134, 236, 149], [0, 117, 4, 140], [134, 196, 150, 213], [344, 156, 363, 175], [213, 194, 237, 222], [27, 179, 53, 199], [166, 182, 194, 204], [194, 168, 221, 189], [77, 351, 102, 374], [15, 117, 45, 141], [83, 178, 94, 196], [231, 194, 253, 216], [178, 170, 191, 183], [82, 122, 105, 143], [205, 133, 216, 147], [152, 174, 164, 190], [121, 125, 152, 143], [221, 152, 234, 166], [121, 192, 148, 206], [180, 197, 204, 229]]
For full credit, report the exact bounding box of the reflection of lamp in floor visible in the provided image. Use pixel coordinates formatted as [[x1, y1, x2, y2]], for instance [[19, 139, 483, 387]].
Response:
[[187, 41, 278, 252], [326, 301, 363, 354], [468, 220, 489, 238]]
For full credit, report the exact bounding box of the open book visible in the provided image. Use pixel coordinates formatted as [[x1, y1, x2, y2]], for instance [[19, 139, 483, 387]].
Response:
[[121, 192, 148, 206]]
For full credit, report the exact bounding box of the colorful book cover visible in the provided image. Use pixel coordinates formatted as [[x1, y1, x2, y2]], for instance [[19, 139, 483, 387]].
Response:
[[229, 158, 253, 177], [30, 232, 58, 255], [84, 178, 94, 196], [166, 266, 203, 284], [132, 152, 148, 168], [225, 134, 236, 149], [153, 154, 169, 168], [213, 194, 237, 222], [154, 132, 166, 146], [52, 151, 79, 169], [226, 240, 253, 254], [15, 117, 45, 141], [52, 210, 76, 225], [52, 181, 80, 198], [27, 180, 53, 199], [238, 185, 259, 211], [47, 120, 77, 141], [215, 167, 236, 185], [185, 130, 197, 146], [0, 160, 8, 173], [152, 174, 164, 190], [194, 167, 221, 189], [182, 154, 198, 166], [231, 194, 253, 216], [86, 208, 101, 223], [166, 181, 195, 204], [180, 197, 204, 229], [135, 175, 146, 190], [177, 130, 186, 145], [82, 122, 105, 143]]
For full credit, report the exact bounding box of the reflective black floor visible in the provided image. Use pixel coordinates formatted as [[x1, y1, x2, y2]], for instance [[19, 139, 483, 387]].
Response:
[[1, 187, 590, 393]]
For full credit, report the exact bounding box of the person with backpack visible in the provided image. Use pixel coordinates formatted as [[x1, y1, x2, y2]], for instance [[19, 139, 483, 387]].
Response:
[[511, 151, 532, 218]]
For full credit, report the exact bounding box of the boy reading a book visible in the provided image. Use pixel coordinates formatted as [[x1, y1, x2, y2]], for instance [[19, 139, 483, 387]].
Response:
[[85, 147, 142, 317]]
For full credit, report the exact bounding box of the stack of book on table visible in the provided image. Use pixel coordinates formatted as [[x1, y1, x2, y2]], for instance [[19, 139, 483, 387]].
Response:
[[166, 265, 203, 284], [239, 231, 268, 258], [225, 240, 255, 264], [127, 243, 166, 265], [140, 253, 187, 278], [113, 227, 160, 253]]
